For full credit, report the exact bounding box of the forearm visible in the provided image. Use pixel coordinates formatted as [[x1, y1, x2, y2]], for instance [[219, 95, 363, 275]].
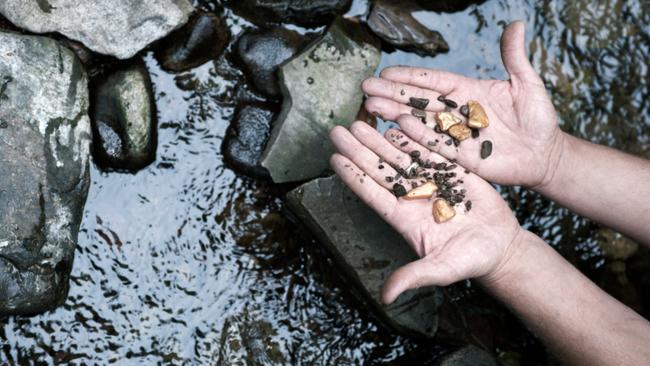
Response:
[[482, 230, 650, 365], [537, 132, 650, 246]]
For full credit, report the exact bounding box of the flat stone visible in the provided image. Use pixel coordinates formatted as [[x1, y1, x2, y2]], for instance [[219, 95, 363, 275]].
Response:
[[91, 62, 157, 171], [236, 27, 310, 98], [155, 12, 230, 72], [0, 32, 91, 315], [223, 104, 276, 178], [0, 0, 194, 59], [435, 345, 498, 366], [368, 0, 449, 57], [287, 176, 441, 337], [230, 0, 351, 26], [261, 18, 381, 183]]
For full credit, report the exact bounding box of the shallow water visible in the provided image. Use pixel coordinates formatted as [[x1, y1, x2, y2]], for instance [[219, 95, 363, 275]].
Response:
[[2, 0, 650, 365]]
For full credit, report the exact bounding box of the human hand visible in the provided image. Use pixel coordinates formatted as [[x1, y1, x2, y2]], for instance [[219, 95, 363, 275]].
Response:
[[361, 21, 563, 188], [329, 120, 524, 304]]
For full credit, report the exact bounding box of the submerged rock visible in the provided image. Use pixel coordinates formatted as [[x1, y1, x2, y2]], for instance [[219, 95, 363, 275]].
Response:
[[435, 345, 498, 366], [0, 0, 194, 59], [236, 27, 309, 98], [368, 0, 449, 57], [261, 18, 381, 183], [155, 12, 230, 72], [223, 104, 276, 178], [217, 312, 286, 365], [230, 0, 351, 26], [91, 63, 156, 171], [287, 176, 441, 337], [416, 0, 486, 13], [0, 32, 91, 315]]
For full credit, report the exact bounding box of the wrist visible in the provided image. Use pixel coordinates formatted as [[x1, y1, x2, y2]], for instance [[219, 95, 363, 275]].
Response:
[[531, 129, 569, 193], [478, 228, 539, 291]]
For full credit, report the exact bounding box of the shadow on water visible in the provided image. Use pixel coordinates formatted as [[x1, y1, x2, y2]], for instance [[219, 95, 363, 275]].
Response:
[[1, 0, 650, 365]]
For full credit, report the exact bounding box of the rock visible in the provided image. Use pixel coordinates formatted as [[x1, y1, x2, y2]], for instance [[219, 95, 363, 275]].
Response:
[[223, 104, 277, 178], [217, 312, 286, 365], [287, 176, 441, 337], [0, 0, 194, 59], [596, 228, 638, 260], [90, 63, 157, 171], [236, 27, 309, 98], [155, 12, 230, 72], [0, 32, 91, 315], [416, 0, 486, 13], [368, 0, 449, 57], [229, 0, 351, 26], [435, 345, 498, 366], [261, 18, 381, 183]]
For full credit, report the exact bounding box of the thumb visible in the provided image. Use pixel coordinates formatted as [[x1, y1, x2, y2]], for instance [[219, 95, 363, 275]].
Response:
[[500, 21, 542, 84], [381, 258, 458, 304]]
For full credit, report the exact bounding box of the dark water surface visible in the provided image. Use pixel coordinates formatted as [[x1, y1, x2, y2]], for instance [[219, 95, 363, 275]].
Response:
[[2, 0, 650, 364]]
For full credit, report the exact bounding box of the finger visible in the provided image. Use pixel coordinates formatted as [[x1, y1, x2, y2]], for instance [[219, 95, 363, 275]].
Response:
[[362, 77, 444, 111], [500, 21, 543, 85], [349, 121, 413, 170], [330, 125, 409, 190], [382, 258, 458, 304], [365, 97, 438, 123], [379, 66, 470, 96], [330, 153, 397, 219]]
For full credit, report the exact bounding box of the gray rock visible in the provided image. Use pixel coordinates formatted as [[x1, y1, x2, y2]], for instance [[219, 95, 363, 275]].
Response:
[[287, 176, 441, 337], [0, 32, 91, 315], [91, 63, 156, 171], [416, 0, 486, 13], [436, 345, 498, 366], [230, 0, 351, 26], [261, 19, 381, 183], [0, 0, 194, 59], [368, 0, 449, 57], [223, 104, 275, 178], [155, 12, 230, 72], [217, 312, 286, 365], [236, 27, 310, 98]]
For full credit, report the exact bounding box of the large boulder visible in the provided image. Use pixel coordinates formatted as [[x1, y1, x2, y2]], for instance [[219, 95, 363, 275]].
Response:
[[0, 32, 91, 315], [229, 0, 351, 26], [261, 18, 381, 183], [287, 176, 441, 337], [236, 27, 310, 98], [90, 63, 157, 171], [368, 0, 449, 57], [0, 0, 194, 59], [155, 11, 230, 72]]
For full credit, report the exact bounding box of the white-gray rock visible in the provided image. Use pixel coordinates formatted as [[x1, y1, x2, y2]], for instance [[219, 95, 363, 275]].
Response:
[[0, 32, 91, 315], [0, 0, 194, 59]]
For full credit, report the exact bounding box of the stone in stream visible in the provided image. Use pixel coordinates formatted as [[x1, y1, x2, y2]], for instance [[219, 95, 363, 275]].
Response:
[[287, 176, 441, 337], [217, 311, 286, 365], [368, 0, 449, 57], [155, 12, 230, 72], [223, 104, 277, 178], [236, 27, 310, 98], [416, 0, 487, 13], [0, 0, 194, 59], [261, 18, 381, 183], [90, 63, 157, 171], [435, 345, 498, 366], [229, 0, 351, 26], [0, 32, 91, 315]]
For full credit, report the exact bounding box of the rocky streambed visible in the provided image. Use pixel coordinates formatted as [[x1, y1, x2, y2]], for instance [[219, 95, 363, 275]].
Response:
[[1, 0, 650, 365]]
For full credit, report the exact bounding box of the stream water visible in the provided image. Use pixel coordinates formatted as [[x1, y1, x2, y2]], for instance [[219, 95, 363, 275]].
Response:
[[2, 0, 649, 365]]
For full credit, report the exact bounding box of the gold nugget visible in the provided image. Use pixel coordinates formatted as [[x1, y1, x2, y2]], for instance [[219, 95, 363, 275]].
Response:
[[447, 124, 472, 141], [467, 100, 489, 129], [435, 112, 462, 131], [404, 182, 438, 200], [433, 199, 455, 223]]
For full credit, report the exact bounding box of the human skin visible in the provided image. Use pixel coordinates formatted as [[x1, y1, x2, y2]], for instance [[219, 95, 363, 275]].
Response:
[[329, 20, 650, 364]]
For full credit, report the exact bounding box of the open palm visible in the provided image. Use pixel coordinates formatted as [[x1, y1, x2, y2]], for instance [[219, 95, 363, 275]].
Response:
[[361, 21, 563, 188], [329, 121, 522, 304]]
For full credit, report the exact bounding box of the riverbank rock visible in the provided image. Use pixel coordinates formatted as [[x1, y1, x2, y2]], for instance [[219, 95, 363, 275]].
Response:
[[435, 345, 497, 366], [236, 27, 309, 98], [368, 0, 449, 57], [0, 32, 91, 315], [223, 104, 276, 178], [155, 12, 230, 72], [90, 63, 157, 171], [287, 176, 441, 337], [261, 19, 381, 183], [229, 0, 351, 26], [0, 0, 194, 59], [416, 0, 486, 13]]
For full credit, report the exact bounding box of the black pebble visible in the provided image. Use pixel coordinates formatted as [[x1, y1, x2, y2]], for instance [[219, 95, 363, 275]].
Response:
[[465, 200, 472, 212], [460, 104, 469, 118], [445, 139, 453, 146], [444, 99, 458, 109], [434, 125, 443, 134], [437, 95, 446, 102], [400, 141, 409, 147], [410, 150, 421, 158], [480, 140, 493, 159], [471, 128, 480, 139], [411, 108, 427, 119], [408, 97, 429, 110], [378, 164, 384, 169], [393, 183, 407, 197]]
